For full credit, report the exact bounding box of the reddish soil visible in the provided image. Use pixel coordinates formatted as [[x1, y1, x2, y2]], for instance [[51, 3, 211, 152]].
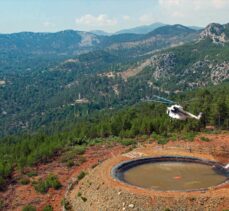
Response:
[[1, 132, 228, 211], [0, 144, 126, 211]]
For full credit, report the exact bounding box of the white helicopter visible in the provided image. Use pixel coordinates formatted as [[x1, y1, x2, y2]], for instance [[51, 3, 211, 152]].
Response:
[[144, 95, 202, 121]]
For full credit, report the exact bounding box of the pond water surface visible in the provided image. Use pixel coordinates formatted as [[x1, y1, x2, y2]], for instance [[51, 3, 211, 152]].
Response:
[[123, 161, 227, 191]]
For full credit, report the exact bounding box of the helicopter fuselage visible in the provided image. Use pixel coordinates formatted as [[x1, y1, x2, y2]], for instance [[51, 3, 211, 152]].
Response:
[[167, 105, 188, 120], [143, 95, 202, 121]]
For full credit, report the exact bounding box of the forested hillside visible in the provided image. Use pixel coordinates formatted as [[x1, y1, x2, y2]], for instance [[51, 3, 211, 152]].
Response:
[[0, 23, 228, 138], [0, 83, 228, 190]]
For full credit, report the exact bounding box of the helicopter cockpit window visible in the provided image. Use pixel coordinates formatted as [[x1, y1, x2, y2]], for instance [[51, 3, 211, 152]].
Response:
[[171, 107, 179, 113]]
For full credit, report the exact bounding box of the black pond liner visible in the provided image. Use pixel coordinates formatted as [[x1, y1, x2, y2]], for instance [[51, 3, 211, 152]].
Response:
[[111, 156, 229, 192]]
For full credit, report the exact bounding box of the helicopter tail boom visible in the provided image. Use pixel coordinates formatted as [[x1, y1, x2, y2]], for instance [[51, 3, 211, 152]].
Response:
[[197, 112, 203, 120], [185, 111, 202, 120]]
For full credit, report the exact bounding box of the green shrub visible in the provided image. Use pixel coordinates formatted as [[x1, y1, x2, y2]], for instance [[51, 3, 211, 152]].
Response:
[[26, 171, 38, 177], [22, 204, 36, 211], [66, 160, 74, 167], [81, 196, 87, 202], [0, 176, 6, 191], [76, 192, 87, 202], [77, 171, 86, 181], [73, 145, 86, 155], [61, 198, 71, 210], [119, 139, 136, 146], [33, 175, 61, 194], [46, 175, 62, 190], [42, 204, 53, 211], [157, 138, 168, 145], [33, 180, 49, 193], [0, 200, 4, 210], [141, 135, 148, 140], [200, 137, 211, 142], [61, 151, 75, 163], [170, 134, 178, 141], [204, 129, 220, 134], [151, 132, 160, 140], [152, 133, 169, 145], [182, 132, 197, 142], [61, 145, 86, 164], [75, 156, 86, 166], [190, 197, 196, 201], [19, 177, 30, 185]]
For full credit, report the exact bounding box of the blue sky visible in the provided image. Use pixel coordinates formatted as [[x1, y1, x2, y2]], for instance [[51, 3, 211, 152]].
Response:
[[0, 0, 229, 33]]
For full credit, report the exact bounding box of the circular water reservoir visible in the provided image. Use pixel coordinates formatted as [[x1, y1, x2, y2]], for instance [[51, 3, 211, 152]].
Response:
[[112, 156, 228, 191]]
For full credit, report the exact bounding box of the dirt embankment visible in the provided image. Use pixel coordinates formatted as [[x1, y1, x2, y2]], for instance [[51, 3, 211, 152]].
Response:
[[0, 144, 126, 211], [68, 133, 229, 211]]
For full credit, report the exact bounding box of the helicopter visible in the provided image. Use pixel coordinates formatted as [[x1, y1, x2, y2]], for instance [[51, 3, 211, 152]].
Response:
[[143, 95, 202, 121]]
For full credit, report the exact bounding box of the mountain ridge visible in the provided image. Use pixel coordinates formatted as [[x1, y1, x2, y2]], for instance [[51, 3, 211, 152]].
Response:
[[0, 24, 199, 70], [90, 22, 202, 35], [0, 22, 228, 137], [115, 22, 166, 34]]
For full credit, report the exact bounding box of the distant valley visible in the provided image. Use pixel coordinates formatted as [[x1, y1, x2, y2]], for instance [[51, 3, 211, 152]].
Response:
[[0, 22, 228, 137]]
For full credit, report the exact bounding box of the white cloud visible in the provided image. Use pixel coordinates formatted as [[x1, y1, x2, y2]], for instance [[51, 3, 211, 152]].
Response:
[[159, 0, 181, 7], [139, 14, 155, 24], [122, 15, 131, 21], [159, 0, 229, 10], [212, 0, 229, 9], [171, 11, 184, 18], [158, 0, 229, 26], [75, 14, 117, 27], [43, 21, 55, 28]]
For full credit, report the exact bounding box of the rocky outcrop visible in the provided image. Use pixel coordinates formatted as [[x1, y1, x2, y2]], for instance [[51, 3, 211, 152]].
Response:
[[210, 62, 229, 84], [200, 23, 229, 44], [78, 32, 101, 47], [128, 51, 229, 90]]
